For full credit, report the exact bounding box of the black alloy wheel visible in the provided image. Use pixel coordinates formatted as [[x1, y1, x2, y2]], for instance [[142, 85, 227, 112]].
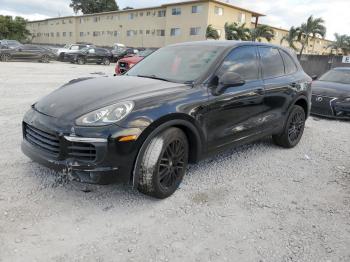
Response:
[[137, 127, 189, 199], [0, 53, 10, 62], [273, 105, 306, 148], [77, 57, 85, 65], [102, 57, 110, 65]]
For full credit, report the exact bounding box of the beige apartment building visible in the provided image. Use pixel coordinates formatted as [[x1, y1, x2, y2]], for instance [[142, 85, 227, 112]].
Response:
[[27, 0, 262, 47], [27, 0, 333, 55]]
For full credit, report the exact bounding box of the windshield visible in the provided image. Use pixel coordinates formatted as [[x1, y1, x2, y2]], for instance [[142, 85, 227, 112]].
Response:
[[126, 45, 222, 83], [138, 49, 155, 57], [319, 70, 350, 85]]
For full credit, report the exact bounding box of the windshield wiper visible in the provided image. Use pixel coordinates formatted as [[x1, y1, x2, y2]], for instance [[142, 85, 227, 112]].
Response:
[[137, 74, 172, 82]]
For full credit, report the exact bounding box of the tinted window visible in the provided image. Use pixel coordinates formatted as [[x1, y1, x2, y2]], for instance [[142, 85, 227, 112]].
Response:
[[259, 47, 285, 79], [280, 50, 297, 74], [319, 70, 350, 85], [219, 46, 259, 81]]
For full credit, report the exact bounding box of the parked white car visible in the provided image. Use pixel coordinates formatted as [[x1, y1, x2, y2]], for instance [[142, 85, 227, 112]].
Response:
[[56, 43, 94, 61]]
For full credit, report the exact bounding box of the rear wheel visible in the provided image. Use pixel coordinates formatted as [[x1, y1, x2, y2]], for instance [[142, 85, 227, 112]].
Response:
[[137, 127, 189, 199], [77, 57, 85, 65], [0, 53, 10, 62], [40, 55, 50, 63], [102, 57, 110, 66], [273, 105, 306, 148]]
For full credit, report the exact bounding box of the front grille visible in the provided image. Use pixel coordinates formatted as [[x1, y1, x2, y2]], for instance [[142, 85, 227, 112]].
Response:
[[24, 124, 60, 156], [68, 142, 96, 161], [119, 62, 128, 68], [311, 95, 334, 116]]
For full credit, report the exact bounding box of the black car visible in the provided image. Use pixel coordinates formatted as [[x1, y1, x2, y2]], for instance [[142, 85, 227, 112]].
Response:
[[112, 47, 138, 62], [311, 67, 350, 119], [65, 47, 113, 65], [22, 41, 311, 198], [0, 44, 54, 62]]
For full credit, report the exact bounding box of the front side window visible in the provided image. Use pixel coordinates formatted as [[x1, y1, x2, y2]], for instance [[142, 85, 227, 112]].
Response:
[[170, 28, 181, 36], [126, 45, 222, 83], [218, 46, 259, 81], [172, 7, 181, 15], [259, 47, 285, 79]]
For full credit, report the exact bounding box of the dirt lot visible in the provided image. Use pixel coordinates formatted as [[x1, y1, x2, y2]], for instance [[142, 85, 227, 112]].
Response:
[[0, 62, 349, 262]]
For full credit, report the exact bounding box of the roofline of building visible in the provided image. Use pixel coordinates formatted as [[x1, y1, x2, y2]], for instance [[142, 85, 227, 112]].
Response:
[[27, 0, 264, 24]]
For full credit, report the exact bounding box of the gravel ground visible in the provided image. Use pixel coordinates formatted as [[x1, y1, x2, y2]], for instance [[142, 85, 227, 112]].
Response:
[[0, 62, 349, 262]]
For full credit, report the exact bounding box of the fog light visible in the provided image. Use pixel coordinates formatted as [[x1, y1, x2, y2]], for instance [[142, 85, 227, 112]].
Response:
[[118, 135, 138, 142]]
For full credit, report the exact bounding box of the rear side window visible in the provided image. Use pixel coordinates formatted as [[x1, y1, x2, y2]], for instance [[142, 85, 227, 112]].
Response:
[[280, 50, 297, 74], [259, 47, 284, 79], [219, 46, 259, 81]]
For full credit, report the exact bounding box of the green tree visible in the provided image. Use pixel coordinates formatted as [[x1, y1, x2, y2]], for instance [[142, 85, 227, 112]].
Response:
[[70, 0, 119, 14], [0, 15, 30, 41], [328, 33, 350, 55], [224, 22, 250, 41], [249, 24, 275, 42], [206, 24, 220, 40], [297, 15, 326, 56], [280, 26, 299, 51]]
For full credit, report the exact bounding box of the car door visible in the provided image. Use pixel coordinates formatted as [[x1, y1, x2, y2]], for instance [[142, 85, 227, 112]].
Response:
[[205, 45, 266, 152], [86, 48, 97, 63], [258, 47, 297, 132]]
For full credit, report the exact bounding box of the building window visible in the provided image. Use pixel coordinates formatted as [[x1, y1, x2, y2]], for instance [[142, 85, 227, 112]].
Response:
[[214, 6, 223, 16], [80, 32, 84, 37], [63, 32, 66, 37], [170, 28, 181, 36], [172, 7, 181, 15], [114, 31, 119, 36], [192, 5, 203, 13], [50, 32, 54, 37], [146, 11, 151, 16], [190, 27, 201, 36], [69, 32, 73, 37], [139, 30, 143, 35], [69, 19, 73, 24], [156, 29, 165, 36], [146, 30, 150, 35], [158, 10, 166, 17], [140, 12, 144, 17], [128, 13, 135, 20], [238, 13, 246, 23], [93, 31, 101, 37], [56, 32, 60, 37], [127, 30, 137, 37], [62, 20, 65, 24], [93, 17, 100, 22]]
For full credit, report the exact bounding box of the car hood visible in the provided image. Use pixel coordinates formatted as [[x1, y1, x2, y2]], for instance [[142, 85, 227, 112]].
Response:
[[312, 81, 350, 98], [34, 76, 188, 120], [119, 56, 143, 64]]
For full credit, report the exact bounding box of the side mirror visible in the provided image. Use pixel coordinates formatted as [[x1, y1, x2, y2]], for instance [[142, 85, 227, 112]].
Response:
[[213, 72, 245, 95], [311, 75, 318, 81]]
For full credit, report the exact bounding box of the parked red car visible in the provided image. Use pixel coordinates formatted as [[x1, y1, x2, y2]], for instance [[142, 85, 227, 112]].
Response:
[[115, 48, 157, 75]]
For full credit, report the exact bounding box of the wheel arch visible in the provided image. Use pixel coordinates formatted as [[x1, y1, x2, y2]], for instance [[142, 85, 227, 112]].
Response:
[[131, 113, 204, 187], [293, 95, 309, 118]]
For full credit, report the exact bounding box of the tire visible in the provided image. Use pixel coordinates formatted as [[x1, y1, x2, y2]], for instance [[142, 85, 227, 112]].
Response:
[[137, 127, 189, 199], [102, 57, 110, 66], [0, 53, 10, 62], [40, 55, 50, 63], [58, 53, 65, 61], [272, 105, 306, 148], [77, 57, 85, 65]]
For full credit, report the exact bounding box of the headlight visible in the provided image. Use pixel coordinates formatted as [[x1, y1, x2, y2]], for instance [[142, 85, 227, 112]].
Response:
[[75, 101, 134, 126], [344, 98, 350, 102]]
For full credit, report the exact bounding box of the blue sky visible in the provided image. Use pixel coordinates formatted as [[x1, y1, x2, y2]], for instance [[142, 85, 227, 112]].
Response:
[[0, 0, 349, 40]]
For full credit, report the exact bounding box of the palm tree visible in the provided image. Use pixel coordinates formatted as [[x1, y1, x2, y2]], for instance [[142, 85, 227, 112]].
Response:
[[206, 24, 220, 40], [280, 26, 299, 51], [328, 33, 350, 55], [297, 15, 326, 56], [224, 22, 250, 41], [249, 25, 275, 42]]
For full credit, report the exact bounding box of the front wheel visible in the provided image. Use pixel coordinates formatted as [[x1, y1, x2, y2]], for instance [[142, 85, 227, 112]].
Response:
[[102, 57, 110, 66], [0, 53, 10, 62], [40, 55, 50, 63], [137, 127, 189, 199], [273, 105, 306, 148], [77, 57, 85, 65]]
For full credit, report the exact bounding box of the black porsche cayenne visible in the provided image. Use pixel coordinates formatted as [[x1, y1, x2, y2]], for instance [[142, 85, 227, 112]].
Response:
[[22, 41, 312, 198]]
